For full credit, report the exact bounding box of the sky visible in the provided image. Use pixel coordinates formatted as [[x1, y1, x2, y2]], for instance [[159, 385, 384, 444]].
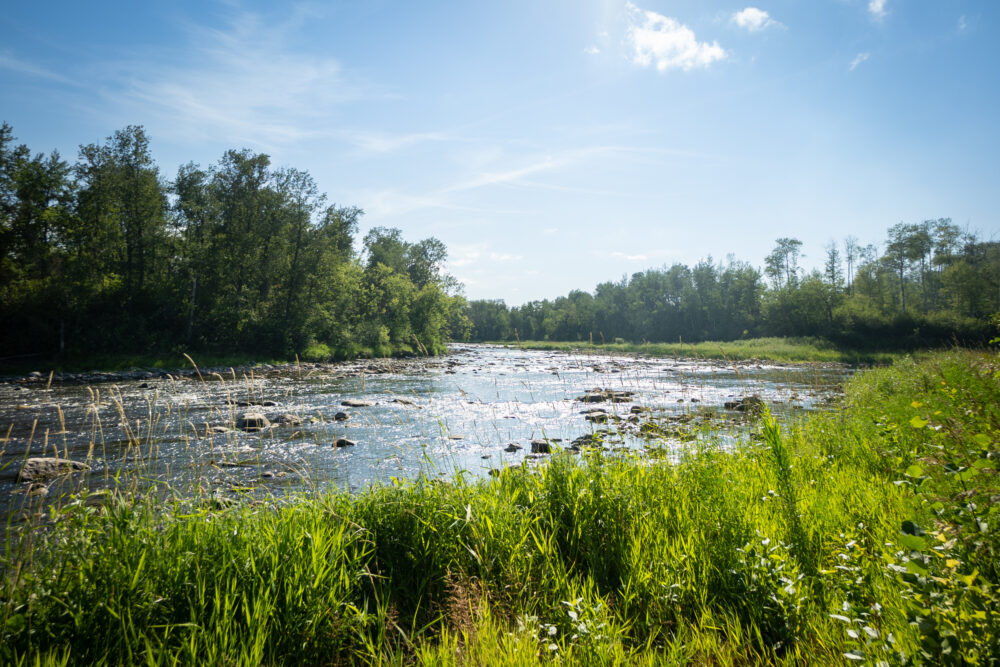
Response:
[[2, 0, 998, 304]]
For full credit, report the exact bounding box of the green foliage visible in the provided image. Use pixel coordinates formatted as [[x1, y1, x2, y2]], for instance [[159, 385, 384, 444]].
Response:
[[0, 123, 463, 364], [466, 226, 999, 349]]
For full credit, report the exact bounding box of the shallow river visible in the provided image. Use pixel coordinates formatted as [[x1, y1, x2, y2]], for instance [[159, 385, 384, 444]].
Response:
[[0, 344, 849, 515]]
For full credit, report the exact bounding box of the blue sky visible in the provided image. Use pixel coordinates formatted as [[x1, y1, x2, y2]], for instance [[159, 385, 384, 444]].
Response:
[[2, 0, 998, 303]]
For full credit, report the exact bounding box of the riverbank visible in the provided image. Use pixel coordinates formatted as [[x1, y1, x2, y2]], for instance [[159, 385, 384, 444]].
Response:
[[2, 336, 905, 383], [2, 349, 998, 665], [0, 345, 433, 386], [493, 336, 912, 365]]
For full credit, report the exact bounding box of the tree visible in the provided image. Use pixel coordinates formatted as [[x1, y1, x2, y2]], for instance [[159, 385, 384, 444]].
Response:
[[765, 238, 803, 289], [843, 235, 859, 294], [824, 241, 843, 289], [884, 223, 916, 314], [76, 126, 168, 304]]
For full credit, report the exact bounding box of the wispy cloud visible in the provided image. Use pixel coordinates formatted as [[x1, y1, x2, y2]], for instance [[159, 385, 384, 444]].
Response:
[[0, 52, 76, 85], [359, 188, 534, 219], [584, 45, 601, 55], [444, 148, 607, 193], [362, 144, 711, 221], [731, 8, 782, 32], [445, 243, 523, 296], [957, 15, 968, 32], [611, 251, 648, 262], [345, 130, 451, 154], [626, 2, 725, 72], [105, 7, 384, 149], [849, 52, 870, 70], [868, 0, 888, 21]]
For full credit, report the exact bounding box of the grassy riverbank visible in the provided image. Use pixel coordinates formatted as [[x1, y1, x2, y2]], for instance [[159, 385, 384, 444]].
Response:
[[2, 350, 999, 665], [0, 342, 432, 377], [497, 337, 910, 364]]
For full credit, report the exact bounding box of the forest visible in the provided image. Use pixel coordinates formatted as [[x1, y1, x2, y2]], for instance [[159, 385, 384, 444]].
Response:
[[0, 123, 469, 362], [5, 122, 998, 366], [467, 223, 1000, 349]]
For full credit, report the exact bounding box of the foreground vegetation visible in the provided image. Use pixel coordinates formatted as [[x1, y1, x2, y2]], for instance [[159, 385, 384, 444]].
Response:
[[2, 349, 999, 665], [497, 336, 905, 365]]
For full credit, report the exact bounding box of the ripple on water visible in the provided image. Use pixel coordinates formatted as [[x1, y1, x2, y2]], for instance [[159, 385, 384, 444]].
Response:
[[0, 344, 850, 514]]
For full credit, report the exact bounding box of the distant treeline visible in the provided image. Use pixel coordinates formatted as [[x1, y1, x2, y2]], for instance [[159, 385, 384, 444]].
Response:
[[467, 224, 1000, 349], [0, 123, 469, 361]]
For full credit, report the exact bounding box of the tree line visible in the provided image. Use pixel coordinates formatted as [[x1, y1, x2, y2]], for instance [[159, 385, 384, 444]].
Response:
[[467, 221, 1000, 349], [0, 123, 469, 362]]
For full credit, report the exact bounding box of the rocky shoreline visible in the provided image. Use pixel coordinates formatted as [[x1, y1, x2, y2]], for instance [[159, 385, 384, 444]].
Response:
[[0, 343, 849, 388], [0, 353, 470, 388]]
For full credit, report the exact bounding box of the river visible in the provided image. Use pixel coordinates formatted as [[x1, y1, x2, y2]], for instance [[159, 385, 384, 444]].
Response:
[[0, 344, 848, 517]]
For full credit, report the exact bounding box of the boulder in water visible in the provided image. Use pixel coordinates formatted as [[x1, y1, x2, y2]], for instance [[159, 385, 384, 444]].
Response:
[[19, 457, 90, 483]]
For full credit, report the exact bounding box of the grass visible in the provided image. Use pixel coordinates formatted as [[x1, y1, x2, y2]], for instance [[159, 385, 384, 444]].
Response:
[[496, 336, 913, 365], [0, 342, 441, 376], [1, 349, 999, 665]]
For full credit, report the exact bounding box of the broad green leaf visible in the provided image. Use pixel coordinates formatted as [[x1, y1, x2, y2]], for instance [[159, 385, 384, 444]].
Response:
[[905, 464, 924, 477], [909, 416, 928, 429], [899, 534, 926, 551], [973, 458, 995, 470], [973, 433, 991, 447]]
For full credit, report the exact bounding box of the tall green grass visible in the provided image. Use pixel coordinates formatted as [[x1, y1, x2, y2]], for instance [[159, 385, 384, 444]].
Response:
[[502, 336, 909, 364], [1, 350, 998, 665]]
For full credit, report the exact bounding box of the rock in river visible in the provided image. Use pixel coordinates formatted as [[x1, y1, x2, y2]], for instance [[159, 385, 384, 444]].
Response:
[[334, 411, 350, 421], [334, 438, 357, 448], [238, 413, 271, 431], [341, 399, 374, 408], [723, 395, 765, 414], [275, 413, 304, 426], [19, 457, 90, 483], [530, 439, 552, 454], [576, 389, 635, 404], [392, 397, 420, 407]]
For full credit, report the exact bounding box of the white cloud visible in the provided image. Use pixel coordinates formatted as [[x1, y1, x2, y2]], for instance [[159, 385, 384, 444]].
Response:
[[584, 45, 601, 55], [611, 251, 649, 262], [849, 52, 870, 70], [626, 2, 725, 72], [732, 8, 780, 32], [868, 0, 888, 20], [958, 15, 968, 32], [346, 130, 450, 154], [490, 252, 523, 262], [448, 244, 485, 268]]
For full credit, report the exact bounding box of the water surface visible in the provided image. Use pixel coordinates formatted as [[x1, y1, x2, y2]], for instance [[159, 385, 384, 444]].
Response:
[[0, 344, 848, 514]]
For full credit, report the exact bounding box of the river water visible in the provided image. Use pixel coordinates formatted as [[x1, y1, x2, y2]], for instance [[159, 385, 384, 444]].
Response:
[[0, 344, 848, 516]]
